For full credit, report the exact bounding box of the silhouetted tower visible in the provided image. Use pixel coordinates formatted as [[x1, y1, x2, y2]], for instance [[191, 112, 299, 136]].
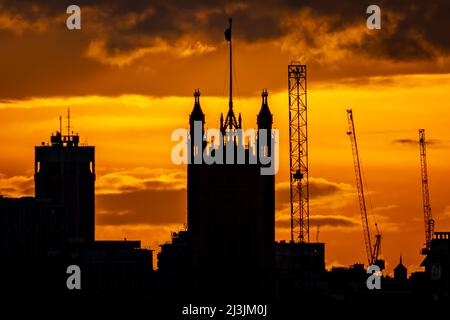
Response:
[[394, 255, 407, 282], [185, 18, 275, 297], [189, 89, 205, 164], [288, 63, 309, 243], [35, 110, 95, 244], [258, 90, 272, 128], [187, 89, 205, 234], [186, 88, 275, 297], [257, 89, 273, 158], [419, 129, 434, 254]]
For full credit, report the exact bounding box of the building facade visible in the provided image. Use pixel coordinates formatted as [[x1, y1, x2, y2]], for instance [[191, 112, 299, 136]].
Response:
[[35, 131, 95, 244], [186, 89, 275, 297]]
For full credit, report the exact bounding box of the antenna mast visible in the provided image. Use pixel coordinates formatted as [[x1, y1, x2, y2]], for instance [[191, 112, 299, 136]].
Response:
[[67, 108, 71, 136], [229, 17, 232, 111], [222, 17, 239, 131]]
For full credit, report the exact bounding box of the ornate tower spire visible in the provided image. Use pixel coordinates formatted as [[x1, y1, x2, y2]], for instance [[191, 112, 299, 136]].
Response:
[[190, 89, 205, 126], [257, 89, 273, 129], [189, 89, 205, 165]]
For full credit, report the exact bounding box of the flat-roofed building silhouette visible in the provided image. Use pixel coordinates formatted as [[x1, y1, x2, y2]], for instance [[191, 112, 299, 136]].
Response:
[[35, 130, 95, 244]]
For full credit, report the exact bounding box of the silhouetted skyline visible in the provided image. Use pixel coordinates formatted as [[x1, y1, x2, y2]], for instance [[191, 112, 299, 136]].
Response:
[[1, 4, 450, 310]]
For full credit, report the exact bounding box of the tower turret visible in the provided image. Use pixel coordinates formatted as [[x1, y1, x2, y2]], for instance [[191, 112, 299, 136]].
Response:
[[189, 89, 205, 164], [189, 89, 205, 128], [257, 89, 273, 160], [257, 89, 272, 129]]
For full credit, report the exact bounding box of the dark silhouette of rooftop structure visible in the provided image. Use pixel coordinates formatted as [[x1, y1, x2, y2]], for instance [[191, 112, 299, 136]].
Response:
[[0, 117, 154, 300], [35, 126, 95, 244], [159, 88, 276, 299], [394, 255, 408, 282], [159, 19, 278, 298], [2, 19, 450, 314], [420, 232, 450, 299], [0, 196, 64, 257]]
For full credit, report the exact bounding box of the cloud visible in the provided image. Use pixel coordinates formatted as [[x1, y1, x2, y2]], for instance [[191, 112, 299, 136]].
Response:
[[0, 167, 186, 227], [96, 167, 185, 195], [96, 172, 357, 229], [393, 138, 418, 145], [95, 167, 186, 226], [274, 177, 358, 233], [0, 3, 56, 34], [369, 213, 400, 233], [0, 174, 34, 197], [276, 214, 359, 229], [392, 138, 446, 148], [276, 177, 355, 211], [84, 37, 216, 66], [280, 9, 369, 64], [3, 0, 450, 63], [84, 39, 168, 67], [311, 215, 359, 228], [438, 205, 450, 220], [96, 188, 186, 226], [2, 1, 450, 98], [373, 204, 399, 212]]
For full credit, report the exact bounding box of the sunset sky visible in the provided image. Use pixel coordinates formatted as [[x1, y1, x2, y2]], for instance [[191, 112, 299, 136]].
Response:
[[1, 0, 450, 274]]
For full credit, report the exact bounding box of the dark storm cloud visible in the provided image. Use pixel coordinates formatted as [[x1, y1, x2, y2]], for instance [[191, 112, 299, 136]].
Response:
[[283, 0, 450, 61], [3, 0, 450, 61], [2, 1, 450, 99]]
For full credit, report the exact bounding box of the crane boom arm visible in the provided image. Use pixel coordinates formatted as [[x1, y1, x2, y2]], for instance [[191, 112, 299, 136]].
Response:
[[419, 129, 434, 253], [347, 109, 372, 266]]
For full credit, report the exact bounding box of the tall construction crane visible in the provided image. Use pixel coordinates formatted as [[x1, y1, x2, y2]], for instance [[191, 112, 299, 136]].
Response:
[[419, 129, 434, 254], [346, 109, 384, 268], [288, 63, 309, 243]]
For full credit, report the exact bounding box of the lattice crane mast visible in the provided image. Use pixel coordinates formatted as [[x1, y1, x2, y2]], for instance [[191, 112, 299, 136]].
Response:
[[288, 63, 309, 243]]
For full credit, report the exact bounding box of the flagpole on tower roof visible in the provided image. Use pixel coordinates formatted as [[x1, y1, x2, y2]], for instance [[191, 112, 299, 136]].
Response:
[[226, 17, 232, 111], [222, 17, 239, 131]]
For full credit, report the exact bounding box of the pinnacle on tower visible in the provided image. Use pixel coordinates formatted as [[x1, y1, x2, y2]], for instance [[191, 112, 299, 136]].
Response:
[[257, 89, 273, 128], [189, 89, 205, 125]]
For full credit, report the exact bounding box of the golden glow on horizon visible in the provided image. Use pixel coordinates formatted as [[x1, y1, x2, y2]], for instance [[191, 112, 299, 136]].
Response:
[[0, 74, 450, 274]]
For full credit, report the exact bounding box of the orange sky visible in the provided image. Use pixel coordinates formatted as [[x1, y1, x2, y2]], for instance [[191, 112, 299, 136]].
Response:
[[1, 0, 450, 274]]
